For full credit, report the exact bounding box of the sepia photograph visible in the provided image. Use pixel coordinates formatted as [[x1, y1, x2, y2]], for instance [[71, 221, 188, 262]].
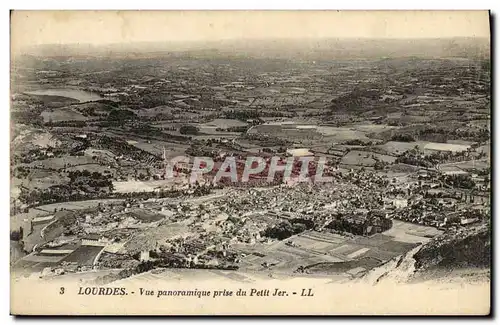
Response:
[[9, 10, 491, 315]]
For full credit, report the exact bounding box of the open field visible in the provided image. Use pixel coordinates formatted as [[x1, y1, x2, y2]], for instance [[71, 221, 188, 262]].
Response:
[[23, 223, 49, 252], [41, 107, 89, 123], [352, 123, 399, 133], [11, 128, 62, 150], [65, 164, 116, 175], [424, 142, 470, 153], [341, 150, 397, 166], [375, 141, 428, 155], [239, 220, 442, 276], [201, 119, 248, 128], [122, 209, 165, 223], [316, 126, 369, 140], [20, 155, 97, 170], [112, 180, 182, 193], [438, 159, 489, 171], [132, 140, 189, 158], [24, 88, 104, 102], [62, 245, 104, 265], [384, 220, 443, 242], [119, 223, 190, 254], [12, 173, 70, 195], [20, 252, 69, 264]]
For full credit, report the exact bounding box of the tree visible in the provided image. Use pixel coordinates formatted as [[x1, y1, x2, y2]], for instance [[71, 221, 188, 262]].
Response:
[[10, 227, 23, 241], [107, 109, 137, 121], [179, 125, 200, 135]]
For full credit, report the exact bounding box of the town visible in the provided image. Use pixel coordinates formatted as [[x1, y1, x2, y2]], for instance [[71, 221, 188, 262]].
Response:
[[10, 37, 490, 286]]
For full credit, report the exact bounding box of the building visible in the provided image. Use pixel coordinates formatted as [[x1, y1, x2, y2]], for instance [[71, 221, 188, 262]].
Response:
[[392, 198, 408, 209], [286, 148, 314, 157], [140, 250, 151, 262]]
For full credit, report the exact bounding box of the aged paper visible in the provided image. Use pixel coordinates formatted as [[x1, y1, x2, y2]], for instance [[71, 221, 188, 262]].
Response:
[[10, 10, 491, 315]]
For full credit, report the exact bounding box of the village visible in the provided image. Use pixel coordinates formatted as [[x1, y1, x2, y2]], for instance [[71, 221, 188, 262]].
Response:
[[11, 142, 490, 282], [9, 37, 490, 285]]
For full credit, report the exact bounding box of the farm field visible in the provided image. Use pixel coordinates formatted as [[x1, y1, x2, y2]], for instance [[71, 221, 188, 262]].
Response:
[[439, 159, 489, 171], [112, 179, 183, 193], [62, 245, 104, 265], [121, 209, 165, 223], [65, 164, 116, 175], [20, 155, 97, 170], [119, 223, 190, 255], [132, 140, 189, 158], [351, 123, 399, 133], [24, 88, 104, 102], [316, 126, 369, 140], [23, 223, 49, 252], [239, 220, 442, 277], [383, 220, 443, 242], [201, 118, 248, 128], [340, 150, 397, 167], [27, 199, 125, 214], [423, 142, 470, 153], [375, 141, 429, 155], [41, 107, 89, 123]]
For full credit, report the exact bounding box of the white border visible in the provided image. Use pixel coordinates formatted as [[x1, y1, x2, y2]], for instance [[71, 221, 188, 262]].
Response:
[[1, 1, 498, 324], [2, 1, 497, 10]]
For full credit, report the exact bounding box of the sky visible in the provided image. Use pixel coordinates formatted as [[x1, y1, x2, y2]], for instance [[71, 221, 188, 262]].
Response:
[[11, 10, 490, 52]]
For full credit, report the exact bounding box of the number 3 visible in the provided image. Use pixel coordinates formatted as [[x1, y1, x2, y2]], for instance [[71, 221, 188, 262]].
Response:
[[59, 287, 65, 295]]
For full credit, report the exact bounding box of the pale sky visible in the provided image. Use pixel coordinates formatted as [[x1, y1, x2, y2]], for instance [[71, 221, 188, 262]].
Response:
[[11, 10, 490, 52]]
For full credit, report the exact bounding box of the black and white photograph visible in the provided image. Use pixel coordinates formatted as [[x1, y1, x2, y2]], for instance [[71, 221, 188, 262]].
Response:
[[9, 10, 491, 315]]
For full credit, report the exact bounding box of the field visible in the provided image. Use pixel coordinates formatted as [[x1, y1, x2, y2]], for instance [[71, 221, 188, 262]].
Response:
[[477, 144, 491, 157], [439, 159, 489, 172], [23, 223, 49, 252], [316, 126, 369, 140], [65, 164, 116, 176], [193, 134, 241, 141], [41, 107, 89, 123], [122, 209, 165, 223], [24, 88, 104, 102], [11, 128, 62, 151], [248, 124, 373, 144], [62, 245, 104, 265], [112, 180, 180, 193], [424, 142, 470, 153], [384, 220, 443, 241], [12, 257, 62, 274], [239, 220, 443, 276], [119, 223, 190, 254], [376, 141, 428, 155], [132, 140, 189, 159], [28, 198, 124, 213], [340, 150, 397, 167], [12, 172, 70, 195], [352, 123, 399, 133], [201, 119, 248, 128], [84, 148, 117, 164], [21, 155, 97, 170]]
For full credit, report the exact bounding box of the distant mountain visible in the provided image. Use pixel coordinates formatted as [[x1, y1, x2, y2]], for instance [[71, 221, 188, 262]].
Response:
[[16, 37, 490, 60]]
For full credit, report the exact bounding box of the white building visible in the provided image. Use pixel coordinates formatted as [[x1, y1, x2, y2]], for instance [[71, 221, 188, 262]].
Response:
[[393, 198, 408, 209], [286, 148, 314, 157]]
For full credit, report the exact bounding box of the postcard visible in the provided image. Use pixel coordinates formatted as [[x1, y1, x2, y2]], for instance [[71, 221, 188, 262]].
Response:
[[10, 10, 491, 315]]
